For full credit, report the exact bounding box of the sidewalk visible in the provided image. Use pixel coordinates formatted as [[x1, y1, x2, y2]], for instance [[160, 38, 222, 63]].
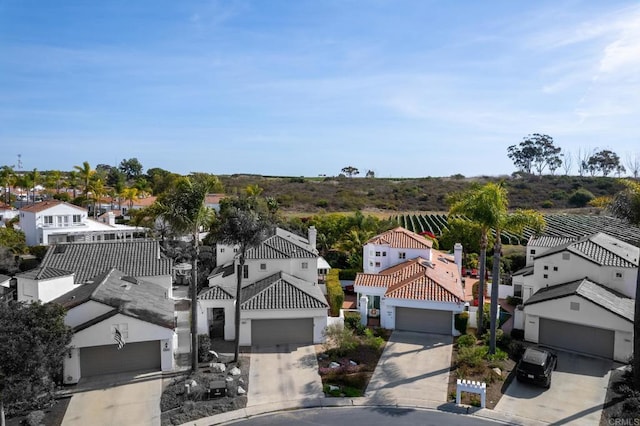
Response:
[[173, 285, 192, 371]]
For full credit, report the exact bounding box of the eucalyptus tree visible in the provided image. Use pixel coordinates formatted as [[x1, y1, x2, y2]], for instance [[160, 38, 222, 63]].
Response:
[[154, 175, 217, 371], [212, 196, 274, 362]]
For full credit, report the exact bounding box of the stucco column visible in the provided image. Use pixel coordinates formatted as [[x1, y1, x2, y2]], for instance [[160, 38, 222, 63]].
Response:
[[359, 295, 368, 326]]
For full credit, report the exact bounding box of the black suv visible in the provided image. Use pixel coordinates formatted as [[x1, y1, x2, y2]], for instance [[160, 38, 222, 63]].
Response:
[[516, 346, 558, 388]]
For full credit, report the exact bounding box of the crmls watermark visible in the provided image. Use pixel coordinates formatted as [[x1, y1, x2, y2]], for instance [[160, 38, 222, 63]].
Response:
[[608, 418, 640, 426]]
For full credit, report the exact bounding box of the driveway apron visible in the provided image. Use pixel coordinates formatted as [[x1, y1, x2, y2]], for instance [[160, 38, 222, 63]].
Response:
[[495, 351, 613, 425], [62, 372, 162, 426], [365, 331, 453, 404], [247, 343, 324, 407]]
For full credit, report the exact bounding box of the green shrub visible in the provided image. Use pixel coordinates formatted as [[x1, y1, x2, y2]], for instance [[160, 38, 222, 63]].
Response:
[[26, 410, 45, 426], [454, 312, 469, 334], [316, 199, 329, 208], [322, 324, 358, 356], [486, 347, 509, 362], [506, 295, 522, 306], [338, 269, 359, 280], [508, 341, 525, 361], [569, 188, 595, 207], [345, 314, 366, 336], [476, 303, 491, 333], [457, 333, 477, 348], [28, 245, 48, 260], [197, 334, 212, 363], [326, 269, 344, 316], [541, 200, 554, 208], [457, 345, 487, 369]]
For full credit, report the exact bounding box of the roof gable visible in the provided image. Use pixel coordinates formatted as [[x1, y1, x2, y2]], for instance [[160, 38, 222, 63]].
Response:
[[16, 266, 74, 281], [240, 272, 328, 310], [41, 240, 172, 284], [536, 232, 639, 268], [246, 233, 316, 260], [20, 200, 86, 214], [366, 227, 433, 250], [198, 285, 234, 300]]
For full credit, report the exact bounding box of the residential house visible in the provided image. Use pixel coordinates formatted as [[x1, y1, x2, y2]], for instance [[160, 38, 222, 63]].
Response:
[[0, 202, 18, 225], [197, 226, 329, 346], [16, 240, 173, 303], [514, 233, 636, 362], [355, 227, 465, 334], [18, 200, 144, 246], [53, 268, 176, 384]]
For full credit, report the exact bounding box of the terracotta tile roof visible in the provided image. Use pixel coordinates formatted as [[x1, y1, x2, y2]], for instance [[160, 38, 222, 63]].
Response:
[[20, 200, 86, 214], [537, 232, 639, 268], [366, 227, 433, 249], [52, 268, 174, 330], [205, 194, 225, 204], [355, 250, 464, 303], [40, 240, 172, 284], [0, 202, 12, 210], [198, 285, 234, 300], [240, 272, 328, 310], [130, 196, 157, 208]]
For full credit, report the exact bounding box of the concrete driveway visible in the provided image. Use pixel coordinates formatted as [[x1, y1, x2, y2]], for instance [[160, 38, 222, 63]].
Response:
[[495, 350, 614, 425], [247, 343, 324, 407], [365, 331, 453, 404], [62, 372, 162, 426]]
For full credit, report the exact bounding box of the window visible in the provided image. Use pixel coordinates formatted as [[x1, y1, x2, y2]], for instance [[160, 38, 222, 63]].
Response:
[[570, 302, 580, 311], [44, 216, 53, 225], [543, 274, 548, 279], [562, 253, 570, 260], [375, 251, 381, 257], [369, 261, 373, 267], [375, 262, 381, 267], [220, 248, 225, 253], [72, 214, 81, 224], [301, 262, 308, 269], [398, 252, 406, 260], [243, 265, 249, 279], [382, 252, 387, 257], [260, 263, 266, 270], [530, 249, 536, 255], [513, 284, 523, 298], [543, 265, 548, 270], [234, 247, 238, 253], [615, 271, 624, 279], [553, 266, 558, 271]]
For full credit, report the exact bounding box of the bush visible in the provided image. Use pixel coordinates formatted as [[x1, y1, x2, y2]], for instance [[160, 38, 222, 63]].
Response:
[[486, 347, 509, 362], [322, 324, 358, 356], [457, 334, 477, 348], [541, 200, 554, 208], [510, 329, 524, 340], [569, 188, 595, 207], [338, 269, 359, 280], [454, 312, 469, 334], [457, 345, 487, 369], [26, 410, 45, 426], [508, 341, 525, 361], [315, 199, 329, 208], [476, 303, 491, 333], [481, 328, 503, 345], [326, 269, 344, 316], [506, 295, 522, 306], [197, 334, 212, 363], [345, 314, 366, 336]]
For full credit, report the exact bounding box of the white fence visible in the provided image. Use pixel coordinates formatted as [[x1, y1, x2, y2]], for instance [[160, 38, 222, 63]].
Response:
[[467, 303, 501, 330], [456, 379, 486, 408], [487, 282, 515, 300], [513, 305, 524, 330]]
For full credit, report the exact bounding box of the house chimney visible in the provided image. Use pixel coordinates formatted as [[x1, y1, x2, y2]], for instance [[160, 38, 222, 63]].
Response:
[[308, 226, 317, 251], [107, 211, 116, 226], [454, 243, 463, 276]]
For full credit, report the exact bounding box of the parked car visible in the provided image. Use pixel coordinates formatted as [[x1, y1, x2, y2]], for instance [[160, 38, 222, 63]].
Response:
[[516, 346, 557, 388]]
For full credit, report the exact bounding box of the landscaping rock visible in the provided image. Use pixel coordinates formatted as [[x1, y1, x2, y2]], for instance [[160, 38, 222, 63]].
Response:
[[239, 378, 245, 384], [229, 366, 241, 376], [225, 376, 234, 382], [349, 360, 358, 366], [210, 362, 226, 373], [492, 367, 502, 377], [329, 362, 341, 368], [318, 353, 328, 360], [237, 386, 246, 395], [328, 385, 340, 392]]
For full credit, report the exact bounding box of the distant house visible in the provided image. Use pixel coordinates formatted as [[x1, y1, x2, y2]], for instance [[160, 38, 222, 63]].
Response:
[[205, 193, 225, 211], [355, 227, 465, 334], [16, 240, 173, 303], [53, 268, 176, 384], [0, 202, 18, 225], [514, 233, 636, 362], [197, 226, 329, 346], [18, 200, 144, 246]]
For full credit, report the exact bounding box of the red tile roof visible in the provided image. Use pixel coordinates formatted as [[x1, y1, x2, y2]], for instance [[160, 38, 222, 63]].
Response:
[[366, 227, 433, 249], [355, 250, 464, 303], [130, 196, 157, 208], [20, 200, 86, 214], [205, 193, 225, 204]]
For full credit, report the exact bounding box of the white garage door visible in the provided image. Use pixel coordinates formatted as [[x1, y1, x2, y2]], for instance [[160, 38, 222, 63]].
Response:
[[539, 318, 614, 359], [80, 340, 161, 377], [251, 318, 313, 346], [395, 307, 451, 334]]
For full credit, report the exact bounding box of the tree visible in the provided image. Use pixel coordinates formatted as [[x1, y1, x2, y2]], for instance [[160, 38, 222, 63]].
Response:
[[0, 301, 73, 418], [0, 166, 16, 204], [625, 153, 640, 179], [365, 170, 375, 178], [561, 149, 573, 176], [576, 147, 593, 177], [607, 179, 640, 389], [507, 134, 562, 176], [119, 158, 143, 181], [448, 182, 545, 349], [438, 217, 488, 254], [87, 177, 106, 218], [73, 161, 94, 200], [587, 149, 623, 177], [67, 171, 79, 199], [154, 176, 216, 371], [0, 228, 27, 256], [341, 166, 359, 178], [212, 196, 274, 362]]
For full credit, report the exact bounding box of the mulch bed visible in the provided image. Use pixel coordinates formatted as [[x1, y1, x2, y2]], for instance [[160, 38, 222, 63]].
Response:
[[6, 395, 71, 426], [446, 339, 516, 409], [599, 364, 637, 426]]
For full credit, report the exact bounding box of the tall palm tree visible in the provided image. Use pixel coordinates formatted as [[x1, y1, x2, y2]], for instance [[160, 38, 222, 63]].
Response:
[[450, 183, 544, 352], [155, 176, 216, 372], [0, 165, 15, 204], [67, 171, 79, 199], [213, 197, 274, 362], [73, 161, 94, 200], [28, 168, 39, 204], [87, 177, 106, 218]]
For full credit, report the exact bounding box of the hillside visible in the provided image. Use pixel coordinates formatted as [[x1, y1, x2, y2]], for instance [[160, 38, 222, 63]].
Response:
[[219, 174, 627, 214]]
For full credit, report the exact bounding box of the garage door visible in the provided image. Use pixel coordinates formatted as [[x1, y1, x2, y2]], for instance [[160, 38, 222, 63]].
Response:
[[251, 318, 313, 346], [395, 307, 451, 334], [80, 340, 161, 377], [539, 318, 614, 359]]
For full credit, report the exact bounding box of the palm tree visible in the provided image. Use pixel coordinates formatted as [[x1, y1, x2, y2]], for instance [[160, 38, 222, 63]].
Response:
[[608, 179, 640, 387], [122, 187, 139, 213], [213, 197, 274, 362], [87, 177, 106, 218], [154, 176, 216, 372], [74, 161, 94, 200], [28, 168, 39, 204], [0, 165, 16, 204], [450, 183, 544, 353]]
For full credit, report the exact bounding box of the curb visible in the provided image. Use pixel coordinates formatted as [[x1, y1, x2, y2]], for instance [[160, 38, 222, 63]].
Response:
[[179, 397, 548, 426]]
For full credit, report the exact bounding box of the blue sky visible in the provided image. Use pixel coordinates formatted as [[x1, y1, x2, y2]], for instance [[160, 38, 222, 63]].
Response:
[[1, 1, 639, 178]]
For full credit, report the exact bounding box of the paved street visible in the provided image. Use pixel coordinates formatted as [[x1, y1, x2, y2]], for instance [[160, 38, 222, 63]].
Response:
[[365, 331, 453, 404]]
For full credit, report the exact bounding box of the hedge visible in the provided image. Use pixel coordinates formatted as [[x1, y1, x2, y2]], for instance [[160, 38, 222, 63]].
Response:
[[326, 269, 344, 316]]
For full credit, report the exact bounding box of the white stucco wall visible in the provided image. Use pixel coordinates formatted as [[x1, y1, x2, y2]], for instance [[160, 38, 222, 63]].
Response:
[[64, 300, 113, 328], [245, 257, 318, 285], [196, 299, 236, 339], [524, 295, 633, 362], [17, 275, 77, 303], [145, 274, 173, 299], [20, 203, 88, 246], [363, 243, 431, 274], [20, 211, 38, 246], [64, 313, 175, 384], [238, 309, 328, 346]]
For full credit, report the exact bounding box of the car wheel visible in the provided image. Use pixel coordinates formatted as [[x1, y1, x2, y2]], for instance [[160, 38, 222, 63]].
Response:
[[545, 376, 552, 389]]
